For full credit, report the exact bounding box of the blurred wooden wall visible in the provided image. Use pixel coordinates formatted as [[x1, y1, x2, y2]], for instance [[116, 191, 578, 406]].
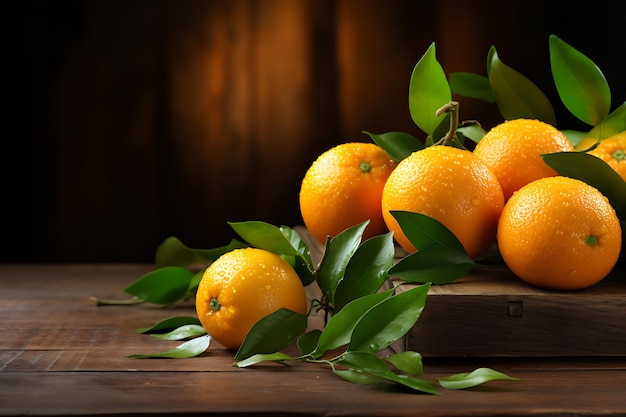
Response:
[[18, 0, 624, 262]]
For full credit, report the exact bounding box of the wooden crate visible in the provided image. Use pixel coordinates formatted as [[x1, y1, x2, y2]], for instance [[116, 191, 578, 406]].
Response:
[[390, 267, 626, 357], [295, 226, 626, 357]]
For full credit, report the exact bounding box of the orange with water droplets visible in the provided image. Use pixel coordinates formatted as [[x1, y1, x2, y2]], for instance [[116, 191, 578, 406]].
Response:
[[575, 131, 626, 151], [497, 176, 621, 290], [299, 142, 398, 244], [381, 145, 504, 258], [473, 119, 574, 200], [195, 247, 308, 350], [587, 131, 626, 182]]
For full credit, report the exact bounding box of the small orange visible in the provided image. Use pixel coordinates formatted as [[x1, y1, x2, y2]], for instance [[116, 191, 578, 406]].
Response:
[[381, 145, 504, 258], [574, 131, 626, 151], [574, 137, 600, 151], [497, 176, 622, 290], [587, 131, 626, 182], [299, 142, 398, 244], [195, 247, 308, 349], [473, 119, 574, 200]]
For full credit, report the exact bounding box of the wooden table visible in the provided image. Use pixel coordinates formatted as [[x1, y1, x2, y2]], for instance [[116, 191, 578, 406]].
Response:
[[1, 263, 625, 416]]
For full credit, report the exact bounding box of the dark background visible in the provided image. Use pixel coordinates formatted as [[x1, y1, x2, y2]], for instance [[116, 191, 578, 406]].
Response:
[[15, 0, 625, 263]]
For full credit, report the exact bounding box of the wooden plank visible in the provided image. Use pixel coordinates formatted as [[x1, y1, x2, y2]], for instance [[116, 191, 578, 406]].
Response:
[[392, 268, 626, 357], [2, 368, 625, 416], [2, 264, 626, 416]]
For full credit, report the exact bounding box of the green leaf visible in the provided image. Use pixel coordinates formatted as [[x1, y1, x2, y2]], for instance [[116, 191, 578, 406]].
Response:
[[313, 289, 394, 357], [155, 236, 244, 269], [585, 103, 626, 141], [409, 42, 452, 136], [348, 284, 430, 353], [542, 152, 626, 220], [124, 266, 194, 305], [431, 115, 454, 146], [438, 367, 519, 390], [291, 256, 317, 287], [333, 368, 385, 385], [335, 351, 439, 394], [186, 268, 206, 298], [280, 226, 314, 264], [334, 232, 395, 312], [149, 325, 207, 341], [362, 131, 424, 162], [317, 221, 368, 305], [234, 308, 308, 361], [457, 122, 485, 144], [234, 352, 295, 368], [549, 34, 611, 126], [561, 129, 588, 147], [384, 351, 424, 376], [488, 46, 556, 125], [229, 222, 316, 286], [279, 226, 316, 286], [449, 72, 495, 103], [128, 334, 211, 359], [297, 329, 322, 356], [135, 316, 202, 334], [229, 221, 300, 256], [391, 211, 466, 253], [389, 245, 478, 284], [90, 295, 144, 306]]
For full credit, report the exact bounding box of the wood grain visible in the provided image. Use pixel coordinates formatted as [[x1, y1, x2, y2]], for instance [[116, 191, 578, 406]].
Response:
[[395, 268, 626, 357], [1, 264, 625, 416]]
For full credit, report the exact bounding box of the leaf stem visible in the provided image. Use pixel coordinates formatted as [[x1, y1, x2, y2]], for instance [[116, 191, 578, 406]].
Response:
[[434, 101, 460, 146]]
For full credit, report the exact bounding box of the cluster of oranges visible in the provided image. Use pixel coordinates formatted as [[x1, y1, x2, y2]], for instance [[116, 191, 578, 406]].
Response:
[[195, 119, 623, 350], [299, 119, 624, 291]]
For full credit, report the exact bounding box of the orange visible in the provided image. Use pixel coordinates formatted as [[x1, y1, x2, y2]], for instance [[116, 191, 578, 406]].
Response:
[[195, 247, 308, 349], [299, 142, 398, 244], [574, 137, 599, 151], [575, 131, 626, 151], [497, 176, 622, 290], [587, 132, 626, 182], [381, 145, 504, 259], [473, 119, 574, 200]]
